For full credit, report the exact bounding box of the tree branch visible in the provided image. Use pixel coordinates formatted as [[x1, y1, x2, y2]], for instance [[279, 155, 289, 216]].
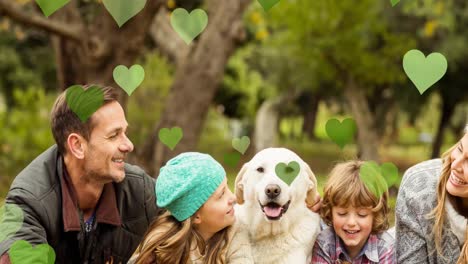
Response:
[[0, 0, 82, 42]]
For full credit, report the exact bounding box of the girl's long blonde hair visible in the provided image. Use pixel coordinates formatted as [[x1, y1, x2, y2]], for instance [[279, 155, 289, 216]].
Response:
[[132, 210, 231, 264], [429, 132, 468, 264]]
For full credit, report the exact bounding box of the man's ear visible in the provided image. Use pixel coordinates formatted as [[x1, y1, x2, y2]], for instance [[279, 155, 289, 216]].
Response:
[[234, 163, 248, 205], [66, 133, 86, 159]]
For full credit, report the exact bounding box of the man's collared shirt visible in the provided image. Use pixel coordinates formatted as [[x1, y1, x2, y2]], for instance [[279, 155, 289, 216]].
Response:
[[312, 227, 395, 264]]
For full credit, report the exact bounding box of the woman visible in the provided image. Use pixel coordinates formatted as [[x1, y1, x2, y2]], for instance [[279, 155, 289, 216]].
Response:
[[396, 125, 468, 263]]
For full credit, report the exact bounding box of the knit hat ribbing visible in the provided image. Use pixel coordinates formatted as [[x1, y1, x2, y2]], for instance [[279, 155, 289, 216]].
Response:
[[156, 152, 225, 221]]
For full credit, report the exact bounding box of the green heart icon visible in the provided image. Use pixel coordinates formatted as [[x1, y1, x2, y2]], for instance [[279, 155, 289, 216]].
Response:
[[66, 85, 104, 123], [113, 65, 145, 96], [224, 152, 241, 168], [325, 118, 357, 149], [170, 8, 208, 45], [35, 0, 70, 17], [158, 127, 183, 150], [103, 0, 147, 27], [381, 162, 399, 188], [390, 0, 400, 7], [359, 161, 399, 198], [403, 49, 448, 94], [232, 136, 250, 155], [0, 204, 24, 243], [257, 0, 281, 11], [9, 240, 55, 264], [275, 161, 300, 185]]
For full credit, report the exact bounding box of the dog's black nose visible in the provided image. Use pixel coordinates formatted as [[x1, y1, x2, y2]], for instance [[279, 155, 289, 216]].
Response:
[[265, 184, 281, 199]]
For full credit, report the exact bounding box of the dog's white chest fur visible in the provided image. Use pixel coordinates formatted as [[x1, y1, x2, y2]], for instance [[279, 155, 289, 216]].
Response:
[[236, 204, 321, 264]]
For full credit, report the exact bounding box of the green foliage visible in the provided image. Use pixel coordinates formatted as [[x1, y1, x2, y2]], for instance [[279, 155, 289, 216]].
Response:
[[0, 87, 55, 198], [215, 45, 273, 119], [127, 52, 174, 148]]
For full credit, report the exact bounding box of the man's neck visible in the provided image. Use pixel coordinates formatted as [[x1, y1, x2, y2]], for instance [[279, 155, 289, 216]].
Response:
[[63, 155, 104, 218]]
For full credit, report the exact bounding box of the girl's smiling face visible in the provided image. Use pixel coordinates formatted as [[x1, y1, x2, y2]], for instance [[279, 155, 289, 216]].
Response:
[[332, 206, 374, 259], [193, 178, 236, 241]]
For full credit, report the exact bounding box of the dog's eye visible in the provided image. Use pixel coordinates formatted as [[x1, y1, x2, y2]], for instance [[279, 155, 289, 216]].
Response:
[[256, 167, 264, 173]]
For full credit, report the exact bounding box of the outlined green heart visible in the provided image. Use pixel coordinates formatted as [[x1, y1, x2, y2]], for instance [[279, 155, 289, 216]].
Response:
[[170, 8, 208, 44], [359, 161, 399, 198], [0, 203, 24, 243], [403, 49, 448, 94], [232, 136, 250, 155], [158, 127, 183, 150], [113, 64, 145, 96], [258, 0, 281, 11], [35, 0, 70, 17], [9, 240, 55, 264], [390, 0, 400, 7], [224, 152, 241, 168], [275, 161, 300, 185], [103, 0, 147, 27], [65, 85, 104, 123], [325, 118, 357, 149]]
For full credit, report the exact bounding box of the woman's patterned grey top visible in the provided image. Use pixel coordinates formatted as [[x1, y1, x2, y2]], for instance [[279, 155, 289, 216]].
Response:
[[395, 159, 462, 264]]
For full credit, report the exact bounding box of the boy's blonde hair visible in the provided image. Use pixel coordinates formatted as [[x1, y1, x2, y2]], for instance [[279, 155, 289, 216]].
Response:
[[321, 160, 390, 234]]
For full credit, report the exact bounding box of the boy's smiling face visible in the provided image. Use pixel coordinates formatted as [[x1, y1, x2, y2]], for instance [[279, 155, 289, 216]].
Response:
[[332, 206, 373, 259]]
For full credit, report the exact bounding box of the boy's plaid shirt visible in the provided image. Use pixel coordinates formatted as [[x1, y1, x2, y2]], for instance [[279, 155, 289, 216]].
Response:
[[311, 227, 395, 264]]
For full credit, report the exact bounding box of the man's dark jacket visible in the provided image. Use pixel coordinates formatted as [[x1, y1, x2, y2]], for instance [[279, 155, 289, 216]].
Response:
[[0, 145, 159, 263]]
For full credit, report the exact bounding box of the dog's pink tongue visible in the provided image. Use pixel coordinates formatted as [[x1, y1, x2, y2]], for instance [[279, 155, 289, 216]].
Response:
[[264, 206, 282, 217]]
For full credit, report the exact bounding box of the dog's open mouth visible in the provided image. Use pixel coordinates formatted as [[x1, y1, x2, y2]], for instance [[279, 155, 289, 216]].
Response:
[[259, 200, 291, 220]]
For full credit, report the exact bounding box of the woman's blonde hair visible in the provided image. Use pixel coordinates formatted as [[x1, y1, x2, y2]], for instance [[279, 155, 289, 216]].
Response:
[[321, 160, 390, 234], [132, 210, 231, 264], [429, 128, 468, 264]]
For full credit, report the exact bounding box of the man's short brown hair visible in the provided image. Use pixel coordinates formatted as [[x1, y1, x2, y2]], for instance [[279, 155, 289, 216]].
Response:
[[50, 85, 119, 154], [320, 160, 390, 234]]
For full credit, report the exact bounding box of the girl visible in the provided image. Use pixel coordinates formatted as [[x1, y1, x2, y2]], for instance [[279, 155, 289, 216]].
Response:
[[312, 160, 395, 263], [129, 152, 252, 264], [396, 125, 468, 264]]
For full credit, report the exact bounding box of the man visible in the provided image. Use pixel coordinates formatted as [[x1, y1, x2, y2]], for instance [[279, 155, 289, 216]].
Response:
[[0, 85, 159, 263]]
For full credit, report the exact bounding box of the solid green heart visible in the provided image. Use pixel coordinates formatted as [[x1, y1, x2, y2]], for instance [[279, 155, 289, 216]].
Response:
[[171, 8, 208, 44], [232, 136, 250, 155], [0, 204, 24, 243], [9, 240, 55, 264], [275, 161, 300, 185], [158, 127, 183, 150], [65, 85, 104, 123], [257, 0, 281, 11], [381, 162, 399, 188], [35, 0, 70, 17], [224, 152, 241, 168], [103, 0, 147, 27], [325, 118, 357, 149], [360, 161, 399, 198], [390, 0, 400, 7], [113, 65, 145, 96], [403, 49, 448, 94]]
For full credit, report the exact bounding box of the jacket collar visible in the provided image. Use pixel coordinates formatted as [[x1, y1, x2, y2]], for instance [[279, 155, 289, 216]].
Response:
[[58, 156, 122, 232]]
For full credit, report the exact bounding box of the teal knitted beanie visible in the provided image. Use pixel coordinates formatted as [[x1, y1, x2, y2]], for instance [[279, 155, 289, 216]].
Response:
[[156, 152, 226, 221]]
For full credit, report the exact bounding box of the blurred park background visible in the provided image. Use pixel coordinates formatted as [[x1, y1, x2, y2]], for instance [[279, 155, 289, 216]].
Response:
[[1, 0, 468, 225]]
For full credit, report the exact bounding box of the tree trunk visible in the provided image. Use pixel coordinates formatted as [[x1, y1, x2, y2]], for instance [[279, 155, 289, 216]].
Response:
[[139, 0, 251, 176], [344, 76, 380, 162], [254, 98, 281, 152], [302, 94, 320, 140], [0, 0, 166, 106], [431, 100, 456, 158]]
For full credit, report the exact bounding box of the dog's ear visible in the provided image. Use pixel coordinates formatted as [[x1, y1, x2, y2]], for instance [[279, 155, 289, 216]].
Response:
[[235, 164, 248, 205], [304, 162, 319, 206]]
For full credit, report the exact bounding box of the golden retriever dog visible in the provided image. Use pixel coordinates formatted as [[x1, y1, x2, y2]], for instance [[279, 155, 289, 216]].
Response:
[[233, 148, 321, 263]]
